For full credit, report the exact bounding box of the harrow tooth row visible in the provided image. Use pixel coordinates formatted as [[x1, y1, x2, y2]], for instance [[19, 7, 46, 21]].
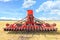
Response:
[[4, 28, 57, 31]]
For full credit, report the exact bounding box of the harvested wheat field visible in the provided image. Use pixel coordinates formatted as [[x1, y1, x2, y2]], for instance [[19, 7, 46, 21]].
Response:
[[0, 20, 60, 40]]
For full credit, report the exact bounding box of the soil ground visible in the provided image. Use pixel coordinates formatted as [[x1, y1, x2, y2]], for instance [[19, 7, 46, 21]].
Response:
[[0, 20, 60, 40]]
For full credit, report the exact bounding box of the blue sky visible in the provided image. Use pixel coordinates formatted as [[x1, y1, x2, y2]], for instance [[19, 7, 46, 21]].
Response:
[[0, 0, 60, 20]]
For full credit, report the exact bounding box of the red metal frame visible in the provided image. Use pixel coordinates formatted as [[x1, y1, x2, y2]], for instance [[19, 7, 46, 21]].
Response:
[[4, 10, 57, 31]]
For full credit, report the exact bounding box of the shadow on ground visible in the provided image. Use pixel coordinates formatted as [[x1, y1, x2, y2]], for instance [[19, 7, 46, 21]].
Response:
[[7, 31, 60, 35]]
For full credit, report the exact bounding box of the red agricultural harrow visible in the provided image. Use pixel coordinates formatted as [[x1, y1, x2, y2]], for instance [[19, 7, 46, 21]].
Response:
[[4, 10, 57, 31]]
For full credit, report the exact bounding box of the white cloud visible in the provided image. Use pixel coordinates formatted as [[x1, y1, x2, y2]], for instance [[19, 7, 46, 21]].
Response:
[[38, 17, 48, 20], [50, 10, 60, 15], [0, 0, 18, 2], [36, 1, 60, 15], [0, 17, 23, 20], [0, 0, 11, 2], [36, 1, 54, 13], [38, 17, 59, 20], [36, 0, 60, 20], [48, 0, 60, 1], [22, 0, 36, 8], [54, 0, 60, 1], [0, 17, 17, 20]]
